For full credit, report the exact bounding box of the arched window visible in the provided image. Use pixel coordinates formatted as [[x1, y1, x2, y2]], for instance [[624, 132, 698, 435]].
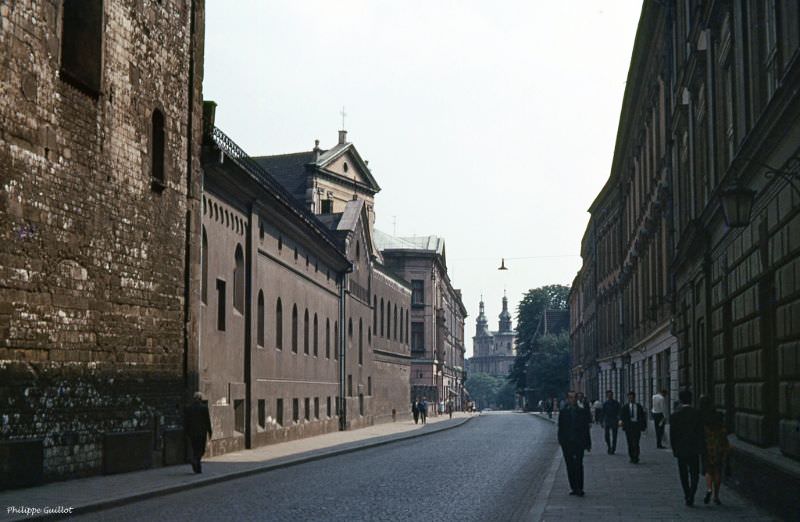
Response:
[[325, 318, 330, 358], [399, 309, 403, 343], [292, 304, 298, 353], [303, 309, 310, 354], [358, 319, 363, 365], [313, 314, 319, 356], [356, 241, 360, 261], [386, 301, 391, 339], [257, 290, 265, 347], [394, 304, 398, 340], [201, 227, 208, 304], [334, 321, 339, 360], [276, 298, 283, 349], [151, 108, 165, 187], [380, 299, 384, 337], [373, 295, 377, 332], [348, 318, 353, 342], [233, 244, 244, 313], [406, 315, 409, 345]]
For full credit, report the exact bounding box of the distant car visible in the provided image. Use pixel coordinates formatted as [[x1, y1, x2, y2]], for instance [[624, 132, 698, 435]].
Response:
[[482, 407, 493, 412]]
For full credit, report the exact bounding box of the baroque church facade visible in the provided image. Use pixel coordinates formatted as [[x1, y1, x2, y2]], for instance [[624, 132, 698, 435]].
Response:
[[468, 295, 516, 378]]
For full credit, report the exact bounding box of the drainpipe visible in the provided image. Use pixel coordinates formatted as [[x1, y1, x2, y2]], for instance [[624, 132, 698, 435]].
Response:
[[339, 262, 353, 431]]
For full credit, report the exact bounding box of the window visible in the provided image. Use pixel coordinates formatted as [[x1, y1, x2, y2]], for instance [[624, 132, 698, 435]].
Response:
[[326, 396, 331, 417], [399, 309, 404, 343], [276, 298, 283, 349], [386, 301, 391, 338], [216, 279, 226, 331], [334, 321, 339, 360], [380, 299, 385, 336], [276, 399, 284, 426], [60, 0, 103, 95], [406, 315, 409, 345], [303, 309, 309, 355], [201, 227, 208, 304], [292, 398, 299, 423], [356, 241, 360, 261], [314, 397, 319, 419], [368, 376, 372, 396], [411, 322, 425, 353], [359, 394, 364, 416], [304, 398, 310, 421], [233, 245, 244, 313], [412, 280, 425, 305], [321, 199, 333, 214], [358, 319, 363, 365], [348, 375, 353, 397], [394, 305, 398, 340], [257, 399, 266, 429], [326, 318, 331, 358], [150, 109, 166, 189], [234, 399, 244, 434], [313, 314, 319, 356], [294, 247, 298, 261], [373, 296, 377, 331], [257, 290, 265, 347], [291, 305, 299, 353], [278, 236, 283, 250]]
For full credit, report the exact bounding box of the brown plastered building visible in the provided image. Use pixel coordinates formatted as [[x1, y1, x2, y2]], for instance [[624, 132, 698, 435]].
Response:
[[0, 0, 205, 485], [571, 2, 800, 517], [255, 131, 412, 431], [376, 232, 468, 411]]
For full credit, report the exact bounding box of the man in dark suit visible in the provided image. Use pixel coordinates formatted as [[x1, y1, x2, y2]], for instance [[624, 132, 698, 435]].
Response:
[[185, 392, 213, 473], [602, 390, 621, 454], [558, 390, 592, 496], [619, 391, 646, 463], [670, 390, 705, 506]]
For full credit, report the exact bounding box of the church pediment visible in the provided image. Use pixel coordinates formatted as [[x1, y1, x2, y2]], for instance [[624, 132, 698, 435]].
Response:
[[316, 145, 380, 194]]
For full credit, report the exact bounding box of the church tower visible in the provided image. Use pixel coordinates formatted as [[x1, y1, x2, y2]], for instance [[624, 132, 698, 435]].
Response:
[[476, 296, 489, 337], [499, 292, 512, 332]]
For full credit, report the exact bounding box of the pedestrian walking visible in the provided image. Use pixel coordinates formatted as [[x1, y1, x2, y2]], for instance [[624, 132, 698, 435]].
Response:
[[619, 391, 646, 463], [602, 390, 620, 454], [699, 395, 729, 506], [651, 388, 667, 448], [412, 400, 419, 424], [592, 399, 603, 425], [418, 398, 428, 424], [557, 391, 591, 497], [546, 398, 553, 419], [447, 399, 454, 419], [184, 391, 212, 474], [670, 390, 705, 506]]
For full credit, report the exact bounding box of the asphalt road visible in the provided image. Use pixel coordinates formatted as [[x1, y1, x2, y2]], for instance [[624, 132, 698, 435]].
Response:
[[77, 412, 558, 522]]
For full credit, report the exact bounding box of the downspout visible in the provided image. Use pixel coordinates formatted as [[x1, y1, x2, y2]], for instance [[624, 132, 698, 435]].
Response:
[[244, 209, 254, 448], [339, 262, 353, 431]]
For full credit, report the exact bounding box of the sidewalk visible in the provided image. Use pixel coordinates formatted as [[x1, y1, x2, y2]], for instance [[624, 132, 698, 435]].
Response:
[[1, 412, 474, 521], [529, 413, 776, 521]]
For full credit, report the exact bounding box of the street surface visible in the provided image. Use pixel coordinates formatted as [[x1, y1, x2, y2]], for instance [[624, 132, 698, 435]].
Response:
[[77, 411, 556, 522]]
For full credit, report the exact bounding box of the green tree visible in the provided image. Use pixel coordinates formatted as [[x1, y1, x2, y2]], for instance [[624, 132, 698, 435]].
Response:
[[508, 284, 570, 397], [465, 371, 502, 409], [527, 332, 570, 400]]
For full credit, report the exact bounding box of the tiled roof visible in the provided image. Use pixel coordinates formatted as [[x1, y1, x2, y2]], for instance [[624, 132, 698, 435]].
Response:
[[252, 152, 314, 201], [374, 229, 445, 256]]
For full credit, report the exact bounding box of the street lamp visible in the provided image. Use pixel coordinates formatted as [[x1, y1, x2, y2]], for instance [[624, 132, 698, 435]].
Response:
[[498, 258, 508, 270], [719, 184, 756, 228]]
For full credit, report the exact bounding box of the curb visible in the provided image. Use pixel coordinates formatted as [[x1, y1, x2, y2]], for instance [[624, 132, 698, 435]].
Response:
[[18, 415, 475, 521]]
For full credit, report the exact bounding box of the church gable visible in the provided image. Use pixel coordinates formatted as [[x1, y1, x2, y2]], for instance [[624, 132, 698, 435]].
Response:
[[318, 146, 380, 194]]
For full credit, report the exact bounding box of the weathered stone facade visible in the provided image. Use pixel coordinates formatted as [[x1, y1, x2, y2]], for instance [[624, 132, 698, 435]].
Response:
[[571, 2, 800, 517], [0, 0, 205, 484]]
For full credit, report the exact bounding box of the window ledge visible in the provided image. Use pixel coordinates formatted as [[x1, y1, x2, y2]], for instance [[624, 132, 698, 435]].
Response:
[[150, 177, 166, 193]]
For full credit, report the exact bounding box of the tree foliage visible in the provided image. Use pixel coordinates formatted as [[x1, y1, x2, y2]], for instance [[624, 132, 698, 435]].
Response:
[[527, 333, 570, 399], [509, 285, 570, 384], [466, 372, 516, 409]]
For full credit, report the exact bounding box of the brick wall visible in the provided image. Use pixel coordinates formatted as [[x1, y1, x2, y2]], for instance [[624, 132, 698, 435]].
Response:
[[0, 0, 204, 482]]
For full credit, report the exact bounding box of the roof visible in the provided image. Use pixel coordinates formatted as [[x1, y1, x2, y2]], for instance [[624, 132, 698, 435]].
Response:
[[374, 229, 446, 256], [252, 140, 380, 199], [536, 309, 570, 337], [251, 152, 314, 201]]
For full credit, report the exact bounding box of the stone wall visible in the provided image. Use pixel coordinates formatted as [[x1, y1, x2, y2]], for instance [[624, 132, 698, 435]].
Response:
[[0, 0, 204, 483]]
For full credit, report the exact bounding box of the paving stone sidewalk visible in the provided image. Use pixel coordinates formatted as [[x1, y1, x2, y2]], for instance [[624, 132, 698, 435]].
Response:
[[531, 413, 777, 521], [1, 412, 474, 521]]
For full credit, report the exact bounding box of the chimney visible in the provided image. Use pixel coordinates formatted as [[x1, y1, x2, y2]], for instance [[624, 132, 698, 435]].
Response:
[[202, 100, 217, 143], [313, 139, 321, 161], [338, 130, 347, 145]]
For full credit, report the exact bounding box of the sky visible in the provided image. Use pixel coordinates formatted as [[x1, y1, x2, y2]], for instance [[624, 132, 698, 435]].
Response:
[[204, 0, 644, 358]]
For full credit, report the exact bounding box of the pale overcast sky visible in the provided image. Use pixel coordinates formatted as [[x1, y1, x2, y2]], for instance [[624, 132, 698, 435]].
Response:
[[204, 0, 644, 357]]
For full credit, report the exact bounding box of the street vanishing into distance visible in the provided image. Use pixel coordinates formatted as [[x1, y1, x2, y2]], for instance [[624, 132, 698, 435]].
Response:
[[77, 412, 556, 522]]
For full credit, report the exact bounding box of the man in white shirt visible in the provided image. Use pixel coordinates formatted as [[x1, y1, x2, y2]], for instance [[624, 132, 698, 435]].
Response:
[[651, 389, 667, 449]]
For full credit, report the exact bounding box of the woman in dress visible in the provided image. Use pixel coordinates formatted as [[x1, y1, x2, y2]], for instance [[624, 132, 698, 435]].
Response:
[[699, 395, 729, 505]]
